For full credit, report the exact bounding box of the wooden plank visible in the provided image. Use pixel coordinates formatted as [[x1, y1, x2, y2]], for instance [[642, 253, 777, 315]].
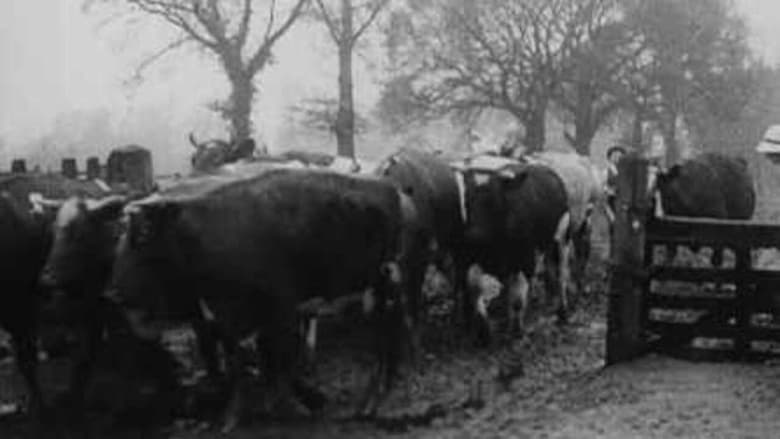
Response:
[[606, 153, 649, 365], [647, 216, 780, 247], [646, 319, 739, 340], [649, 267, 737, 283], [646, 293, 736, 312]]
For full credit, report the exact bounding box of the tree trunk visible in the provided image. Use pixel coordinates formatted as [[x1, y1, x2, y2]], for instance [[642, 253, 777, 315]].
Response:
[[335, 0, 356, 158], [227, 73, 255, 142], [631, 109, 644, 151], [662, 111, 679, 168], [572, 82, 595, 156], [524, 107, 547, 153]]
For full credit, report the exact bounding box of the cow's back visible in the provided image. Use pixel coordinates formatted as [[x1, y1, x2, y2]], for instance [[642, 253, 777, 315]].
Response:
[[659, 153, 755, 220], [504, 164, 569, 242], [528, 152, 601, 228], [376, 148, 463, 246], [700, 153, 755, 219], [137, 169, 404, 305]]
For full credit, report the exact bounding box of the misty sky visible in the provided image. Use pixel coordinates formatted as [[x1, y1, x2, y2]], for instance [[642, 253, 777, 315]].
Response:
[[0, 0, 779, 165]]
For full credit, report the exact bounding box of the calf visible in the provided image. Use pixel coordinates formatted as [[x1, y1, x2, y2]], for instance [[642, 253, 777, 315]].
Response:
[[459, 163, 570, 341]]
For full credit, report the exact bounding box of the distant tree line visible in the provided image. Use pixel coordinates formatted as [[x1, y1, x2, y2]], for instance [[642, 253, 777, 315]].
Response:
[[377, 0, 760, 162], [84, 0, 771, 163]]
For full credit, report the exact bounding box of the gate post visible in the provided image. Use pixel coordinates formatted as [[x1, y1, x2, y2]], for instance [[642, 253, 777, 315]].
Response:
[[606, 153, 650, 365]]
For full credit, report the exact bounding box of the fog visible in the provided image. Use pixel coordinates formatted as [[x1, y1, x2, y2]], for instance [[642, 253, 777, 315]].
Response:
[[0, 0, 778, 174]]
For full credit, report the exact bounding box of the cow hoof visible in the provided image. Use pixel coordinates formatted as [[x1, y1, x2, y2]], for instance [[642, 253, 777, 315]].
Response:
[[275, 394, 312, 419], [220, 416, 239, 435]]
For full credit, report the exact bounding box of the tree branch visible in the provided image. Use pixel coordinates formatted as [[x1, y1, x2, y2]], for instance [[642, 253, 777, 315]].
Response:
[[236, 0, 253, 48], [249, 0, 309, 74], [351, 0, 389, 44], [129, 36, 192, 82], [315, 0, 341, 43]]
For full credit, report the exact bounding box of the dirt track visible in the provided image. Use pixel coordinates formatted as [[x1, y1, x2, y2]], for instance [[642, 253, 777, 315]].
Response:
[[168, 303, 780, 439]]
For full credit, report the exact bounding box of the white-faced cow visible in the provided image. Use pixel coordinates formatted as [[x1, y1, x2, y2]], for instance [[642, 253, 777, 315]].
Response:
[[453, 158, 570, 342], [0, 173, 117, 421], [104, 168, 418, 432]]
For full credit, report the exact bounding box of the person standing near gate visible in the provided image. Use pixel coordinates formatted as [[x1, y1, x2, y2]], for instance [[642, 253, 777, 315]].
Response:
[[605, 145, 627, 225]]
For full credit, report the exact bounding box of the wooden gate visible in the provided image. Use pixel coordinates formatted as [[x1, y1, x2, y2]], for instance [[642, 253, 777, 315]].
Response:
[[606, 154, 780, 364]]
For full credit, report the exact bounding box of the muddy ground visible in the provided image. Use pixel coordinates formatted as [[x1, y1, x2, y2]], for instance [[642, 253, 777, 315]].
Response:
[[2, 289, 780, 439], [3, 228, 780, 438]]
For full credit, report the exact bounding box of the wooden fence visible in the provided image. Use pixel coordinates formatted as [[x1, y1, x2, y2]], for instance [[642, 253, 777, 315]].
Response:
[[606, 154, 780, 364], [2, 145, 155, 196]]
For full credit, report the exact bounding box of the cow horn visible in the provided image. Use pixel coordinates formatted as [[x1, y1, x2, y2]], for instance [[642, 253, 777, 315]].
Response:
[[189, 132, 200, 149], [28, 193, 64, 209], [85, 195, 126, 211]]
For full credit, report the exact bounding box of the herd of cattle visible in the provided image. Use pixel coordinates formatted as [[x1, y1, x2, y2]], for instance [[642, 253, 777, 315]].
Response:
[[0, 135, 756, 432]]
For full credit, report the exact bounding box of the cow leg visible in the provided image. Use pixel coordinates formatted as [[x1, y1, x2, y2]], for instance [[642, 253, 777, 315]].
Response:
[[553, 241, 571, 324], [257, 303, 310, 421], [192, 319, 223, 381], [11, 329, 45, 420], [572, 217, 592, 297], [219, 336, 245, 434], [404, 259, 427, 365], [357, 262, 405, 418], [65, 312, 104, 429], [297, 316, 318, 374], [505, 271, 530, 336]]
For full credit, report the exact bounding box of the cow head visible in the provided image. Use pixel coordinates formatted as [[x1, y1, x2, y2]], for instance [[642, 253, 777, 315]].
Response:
[[189, 132, 257, 174], [106, 200, 185, 337], [376, 153, 417, 197], [39, 195, 127, 297], [462, 167, 526, 248]]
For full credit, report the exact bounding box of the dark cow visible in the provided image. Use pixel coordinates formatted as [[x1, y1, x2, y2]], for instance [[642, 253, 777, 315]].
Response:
[[374, 147, 467, 335], [189, 133, 258, 174], [105, 168, 415, 431], [0, 173, 113, 420], [651, 152, 755, 266], [458, 162, 570, 340]]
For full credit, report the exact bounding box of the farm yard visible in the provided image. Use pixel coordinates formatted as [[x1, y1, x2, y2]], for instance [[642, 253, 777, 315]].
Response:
[[2, 196, 780, 439], [6, 0, 780, 438]]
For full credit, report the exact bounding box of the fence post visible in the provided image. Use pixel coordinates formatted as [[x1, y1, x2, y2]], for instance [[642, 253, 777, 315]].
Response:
[[606, 153, 650, 365], [61, 158, 78, 179], [10, 159, 26, 174], [734, 245, 752, 359], [86, 157, 101, 180], [106, 145, 155, 195]]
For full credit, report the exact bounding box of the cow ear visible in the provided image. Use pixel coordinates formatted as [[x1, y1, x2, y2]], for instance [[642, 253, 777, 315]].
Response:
[[662, 165, 680, 181]]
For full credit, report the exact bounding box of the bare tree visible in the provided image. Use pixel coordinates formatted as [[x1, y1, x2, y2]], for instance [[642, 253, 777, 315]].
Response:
[[314, 0, 389, 157], [405, 0, 606, 152], [86, 0, 309, 142]]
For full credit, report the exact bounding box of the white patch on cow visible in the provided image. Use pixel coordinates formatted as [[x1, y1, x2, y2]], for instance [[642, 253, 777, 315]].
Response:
[[473, 173, 491, 186], [454, 170, 469, 223], [29, 193, 64, 216], [507, 271, 529, 329], [198, 298, 216, 322], [55, 198, 81, 228], [305, 317, 318, 353], [654, 189, 664, 217], [554, 212, 571, 245], [362, 288, 376, 314], [469, 264, 502, 318], [93, 179, 112, 193]]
